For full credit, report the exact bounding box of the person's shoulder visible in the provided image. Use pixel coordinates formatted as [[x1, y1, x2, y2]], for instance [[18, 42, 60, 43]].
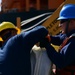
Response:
[[32, 26, 46, 31]]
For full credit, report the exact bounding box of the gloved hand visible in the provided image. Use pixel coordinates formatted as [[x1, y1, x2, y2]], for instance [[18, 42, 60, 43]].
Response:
[[39, 34, 51, 48]]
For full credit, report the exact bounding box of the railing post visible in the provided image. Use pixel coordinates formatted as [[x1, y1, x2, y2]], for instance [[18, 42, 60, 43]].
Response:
[[17, 17, 21, 29]]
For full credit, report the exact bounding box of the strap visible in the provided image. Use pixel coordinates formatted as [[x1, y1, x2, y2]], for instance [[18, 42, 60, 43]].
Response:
[[59, 33, 75, 51], [65, 20, 70, 34]]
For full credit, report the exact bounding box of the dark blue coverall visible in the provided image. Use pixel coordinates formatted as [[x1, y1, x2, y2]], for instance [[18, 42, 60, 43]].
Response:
[[45, 30, 75, 69], [0, 26, 48, 75]]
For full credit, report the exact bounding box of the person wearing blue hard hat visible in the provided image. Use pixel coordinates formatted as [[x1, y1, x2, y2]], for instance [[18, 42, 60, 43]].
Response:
[[39, 4, 75, 75], [58, 4, 75, 34], [58, 4, 75, 20]]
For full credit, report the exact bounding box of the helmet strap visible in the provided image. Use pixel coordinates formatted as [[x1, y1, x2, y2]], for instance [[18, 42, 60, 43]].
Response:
[[65, 20, 70, 34]]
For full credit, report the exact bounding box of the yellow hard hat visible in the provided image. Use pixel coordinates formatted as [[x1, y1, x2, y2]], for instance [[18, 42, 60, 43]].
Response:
[[0, 22, 20, 34]]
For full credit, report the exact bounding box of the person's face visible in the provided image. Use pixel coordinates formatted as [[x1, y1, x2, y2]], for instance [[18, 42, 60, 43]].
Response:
[[59, 19, 70, 34], [59, 19, 75, 34], [0, 29, 17, 41]]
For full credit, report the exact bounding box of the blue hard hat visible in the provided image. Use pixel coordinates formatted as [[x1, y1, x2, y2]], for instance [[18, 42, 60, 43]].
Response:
[[58, 4, 75, 20]]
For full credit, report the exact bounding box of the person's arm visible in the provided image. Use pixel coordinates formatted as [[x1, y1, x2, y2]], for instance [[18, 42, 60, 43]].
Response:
[[39, 33, 66, 48], [45, 37, 75, 69], [22, 26, 48, 46], [0, 26, 48, 61], [50, 33, 66, 46]]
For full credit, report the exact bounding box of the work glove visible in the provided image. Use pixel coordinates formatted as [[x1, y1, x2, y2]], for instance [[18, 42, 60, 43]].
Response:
[[39, 34, 51, 48]]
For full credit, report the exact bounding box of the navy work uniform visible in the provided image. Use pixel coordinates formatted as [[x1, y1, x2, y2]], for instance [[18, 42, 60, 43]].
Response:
[[0, 26, 48, 75]]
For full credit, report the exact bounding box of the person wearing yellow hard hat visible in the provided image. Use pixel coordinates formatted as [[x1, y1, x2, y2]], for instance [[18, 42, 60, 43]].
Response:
[[0, 22, 20, 41], [0, 21, 49, 75], [0, 22, 20, 47]]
